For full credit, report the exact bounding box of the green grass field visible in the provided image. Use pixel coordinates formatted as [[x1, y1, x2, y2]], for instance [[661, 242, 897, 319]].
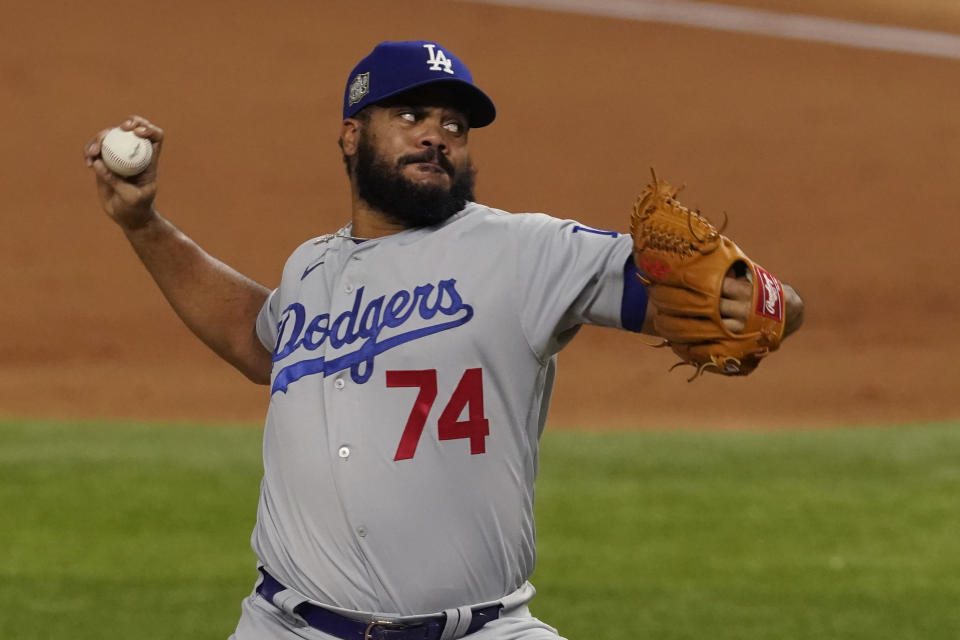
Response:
[[2, 419, 958, 639]]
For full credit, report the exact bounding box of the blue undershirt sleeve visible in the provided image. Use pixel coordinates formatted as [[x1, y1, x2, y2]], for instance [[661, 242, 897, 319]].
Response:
[[620, 256, 648, 333]]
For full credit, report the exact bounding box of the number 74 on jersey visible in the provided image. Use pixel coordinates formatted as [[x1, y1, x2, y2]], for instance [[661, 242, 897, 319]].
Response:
[[386, 368, 489, 461]]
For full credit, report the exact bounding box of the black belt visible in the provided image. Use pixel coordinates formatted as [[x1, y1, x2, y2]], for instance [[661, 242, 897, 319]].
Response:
[[256, 569, 502, 640]]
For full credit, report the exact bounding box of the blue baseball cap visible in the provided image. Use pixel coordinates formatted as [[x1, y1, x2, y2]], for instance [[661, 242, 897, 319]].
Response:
[[343, 40, 496, 128]]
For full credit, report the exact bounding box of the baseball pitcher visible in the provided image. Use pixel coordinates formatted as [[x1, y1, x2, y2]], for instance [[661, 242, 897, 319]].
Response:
[[84, 40, 804, 640]]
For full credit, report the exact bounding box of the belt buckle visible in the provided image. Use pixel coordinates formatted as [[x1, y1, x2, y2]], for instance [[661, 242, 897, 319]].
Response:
[[364, 619, 408, 640]]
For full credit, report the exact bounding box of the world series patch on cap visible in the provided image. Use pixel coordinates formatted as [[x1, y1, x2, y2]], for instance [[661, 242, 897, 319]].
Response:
[[342, 40, 497, 128]]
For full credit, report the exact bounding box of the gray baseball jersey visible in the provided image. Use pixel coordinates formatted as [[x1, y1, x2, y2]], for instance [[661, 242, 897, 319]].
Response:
[[253, 202, 645, 616]]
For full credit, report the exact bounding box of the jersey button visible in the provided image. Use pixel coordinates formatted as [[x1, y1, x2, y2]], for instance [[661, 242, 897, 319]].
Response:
[[334, 377, 345, 390], [356, 525, 367, 538], [338, 446, 350, 459], [344, 283, 354, 293]]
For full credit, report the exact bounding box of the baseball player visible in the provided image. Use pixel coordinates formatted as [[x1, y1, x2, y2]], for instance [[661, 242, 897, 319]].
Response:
[[84, 40, 804, 640]]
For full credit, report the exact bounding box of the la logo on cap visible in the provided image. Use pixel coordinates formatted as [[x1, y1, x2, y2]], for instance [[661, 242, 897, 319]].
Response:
[[424, 44, 454, 74]]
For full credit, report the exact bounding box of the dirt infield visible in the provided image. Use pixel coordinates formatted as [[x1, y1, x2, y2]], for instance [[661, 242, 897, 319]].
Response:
[[2, 0, 958, 429]]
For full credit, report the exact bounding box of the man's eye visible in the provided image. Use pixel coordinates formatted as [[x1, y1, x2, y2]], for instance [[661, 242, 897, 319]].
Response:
[[444, 121, 464, 134], [399, 112, 416, 122]]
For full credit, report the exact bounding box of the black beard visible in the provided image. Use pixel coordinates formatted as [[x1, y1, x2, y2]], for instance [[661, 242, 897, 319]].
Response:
[[354, 135, 476, 228]]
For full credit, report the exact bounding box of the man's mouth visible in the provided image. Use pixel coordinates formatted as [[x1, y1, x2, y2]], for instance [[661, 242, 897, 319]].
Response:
[[401, 150, 453, 177], [413, 161, 447, 175]]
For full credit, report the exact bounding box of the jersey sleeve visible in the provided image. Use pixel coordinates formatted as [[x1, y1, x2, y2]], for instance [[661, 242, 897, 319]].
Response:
[[256, 287, 281, 353], [510, 214, 647, 359]]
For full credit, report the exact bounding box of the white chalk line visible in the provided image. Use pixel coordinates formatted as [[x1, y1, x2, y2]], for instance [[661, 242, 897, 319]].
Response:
[[462, 0, 960, 60]]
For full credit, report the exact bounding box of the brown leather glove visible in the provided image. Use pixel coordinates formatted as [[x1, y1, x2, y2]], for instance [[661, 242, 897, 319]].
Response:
[[630, 170, 785, 379]]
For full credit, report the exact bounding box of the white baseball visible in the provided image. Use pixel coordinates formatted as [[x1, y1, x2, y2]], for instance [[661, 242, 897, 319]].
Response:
[[100, 127, 153, 177]]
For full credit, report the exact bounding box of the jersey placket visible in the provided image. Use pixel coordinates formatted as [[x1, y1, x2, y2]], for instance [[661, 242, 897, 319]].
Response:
[[323, 239, 380, 553]]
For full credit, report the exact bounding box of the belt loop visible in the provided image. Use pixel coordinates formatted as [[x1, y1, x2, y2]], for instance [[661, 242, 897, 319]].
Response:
[[440, 608, 460, 640], [452, 606, 473, 638], [498, 581, 536, 613], [273, 589, 307, 616]]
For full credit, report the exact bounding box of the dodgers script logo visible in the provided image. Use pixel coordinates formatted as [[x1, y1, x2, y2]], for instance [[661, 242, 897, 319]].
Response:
[[271, 279, 473, 394]]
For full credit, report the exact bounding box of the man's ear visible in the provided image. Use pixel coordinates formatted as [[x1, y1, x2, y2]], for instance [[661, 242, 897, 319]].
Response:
[[340, 119, 361, 157]]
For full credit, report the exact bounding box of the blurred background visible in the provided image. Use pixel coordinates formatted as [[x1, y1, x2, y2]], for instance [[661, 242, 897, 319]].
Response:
[[1, 0, 959, 429]]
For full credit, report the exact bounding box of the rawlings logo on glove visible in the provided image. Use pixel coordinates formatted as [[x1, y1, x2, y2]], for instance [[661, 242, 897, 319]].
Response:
[[630, 169, 785, 380]]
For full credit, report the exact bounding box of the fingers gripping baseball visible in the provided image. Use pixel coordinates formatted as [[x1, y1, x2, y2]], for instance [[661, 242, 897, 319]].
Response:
[[84, 115, 164, 230]]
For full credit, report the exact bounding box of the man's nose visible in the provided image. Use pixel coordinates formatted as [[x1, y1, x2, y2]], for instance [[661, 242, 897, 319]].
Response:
[[418, 123, 447, 151]]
